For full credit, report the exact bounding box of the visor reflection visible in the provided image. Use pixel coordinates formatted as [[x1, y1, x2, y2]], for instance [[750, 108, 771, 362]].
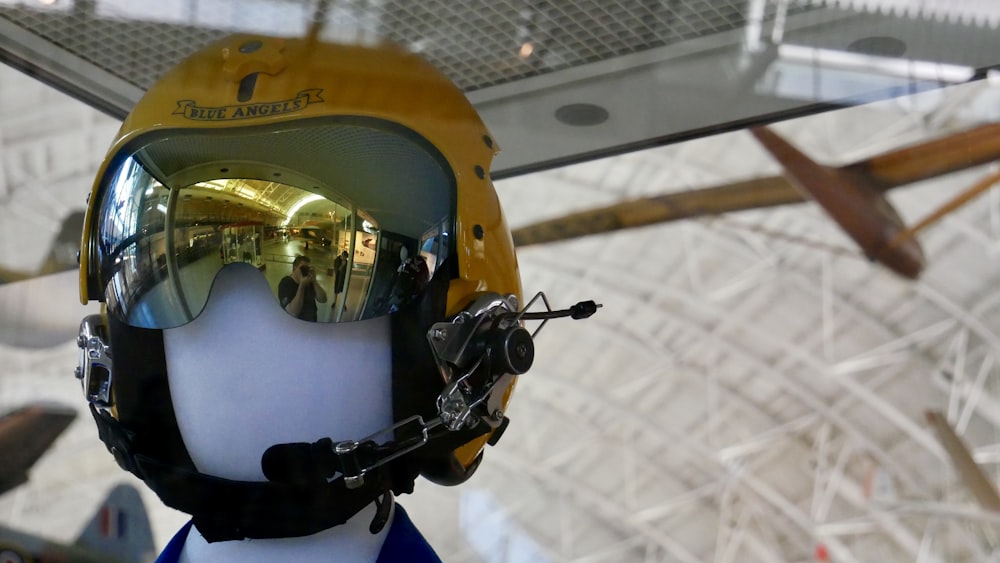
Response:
[[97, 164, 450, 329]]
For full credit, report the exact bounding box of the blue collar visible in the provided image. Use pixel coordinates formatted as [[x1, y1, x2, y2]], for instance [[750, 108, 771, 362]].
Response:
[[155, 504, 440, 563], [375, 504, 440, 563]]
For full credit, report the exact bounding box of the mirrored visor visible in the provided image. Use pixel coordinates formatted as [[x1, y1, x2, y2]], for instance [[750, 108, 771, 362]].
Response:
[[92, 119, 454, 328]]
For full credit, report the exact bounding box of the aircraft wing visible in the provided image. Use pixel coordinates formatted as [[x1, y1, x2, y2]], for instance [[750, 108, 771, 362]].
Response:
[[0, 403, 77, 497]]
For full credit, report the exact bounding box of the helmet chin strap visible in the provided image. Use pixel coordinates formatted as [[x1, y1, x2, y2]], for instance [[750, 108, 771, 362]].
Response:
[[137, 451, 397, 541], [89, 401, 400, 541]]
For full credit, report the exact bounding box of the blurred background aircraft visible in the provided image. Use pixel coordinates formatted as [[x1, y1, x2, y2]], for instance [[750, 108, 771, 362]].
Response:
[[0, 482, 156, 563], [0, 403, 155, 562]]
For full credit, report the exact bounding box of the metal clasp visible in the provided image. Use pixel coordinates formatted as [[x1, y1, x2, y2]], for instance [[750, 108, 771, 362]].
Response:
[[75, 314, 113, 407], [333, 415, 441, 489]]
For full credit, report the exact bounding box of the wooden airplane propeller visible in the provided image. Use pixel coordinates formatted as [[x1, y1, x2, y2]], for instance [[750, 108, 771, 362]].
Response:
[[512, 122, 1000, 280], [748, 126, 924, 279]]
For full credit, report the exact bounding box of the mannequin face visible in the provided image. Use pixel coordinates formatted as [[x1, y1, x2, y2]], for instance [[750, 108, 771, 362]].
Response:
[[162, 263, 393, 481]]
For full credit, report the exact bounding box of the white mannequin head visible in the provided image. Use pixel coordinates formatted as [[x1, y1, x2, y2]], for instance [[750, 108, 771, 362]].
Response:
[[162, 263, 394, 561]]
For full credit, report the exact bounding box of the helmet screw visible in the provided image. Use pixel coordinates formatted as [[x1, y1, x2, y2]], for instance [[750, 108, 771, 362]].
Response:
[[473, 224, 484, 240], [432, 328, 448, 341], [492, 409, 504, 421]]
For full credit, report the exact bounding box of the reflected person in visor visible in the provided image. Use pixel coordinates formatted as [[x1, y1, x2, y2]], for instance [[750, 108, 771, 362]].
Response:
[[74, 31, 545, 563], [280, 255, 327, 321]]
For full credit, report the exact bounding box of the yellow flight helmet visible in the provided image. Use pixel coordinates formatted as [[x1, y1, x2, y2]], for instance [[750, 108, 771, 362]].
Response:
[[75, 33, 533, 540]]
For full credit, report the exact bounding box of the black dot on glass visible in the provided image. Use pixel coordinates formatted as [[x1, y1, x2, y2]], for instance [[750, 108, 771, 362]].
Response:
[[555, 103, 609, 126], [240, 40, 263, 54]]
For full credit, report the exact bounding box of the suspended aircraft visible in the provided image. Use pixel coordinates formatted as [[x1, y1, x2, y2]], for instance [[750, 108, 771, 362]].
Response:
[[512, 122, 1000, 280], [0, 405, 155, 561], [0, 482, 156, 563]]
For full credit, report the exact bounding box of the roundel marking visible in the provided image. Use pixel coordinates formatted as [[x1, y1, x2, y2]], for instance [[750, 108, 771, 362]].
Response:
[[0, 547, 29, 563]]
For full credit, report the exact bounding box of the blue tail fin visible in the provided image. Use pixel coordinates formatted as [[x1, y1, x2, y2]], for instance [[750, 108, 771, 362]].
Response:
[[74, 482, 156, 562]]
